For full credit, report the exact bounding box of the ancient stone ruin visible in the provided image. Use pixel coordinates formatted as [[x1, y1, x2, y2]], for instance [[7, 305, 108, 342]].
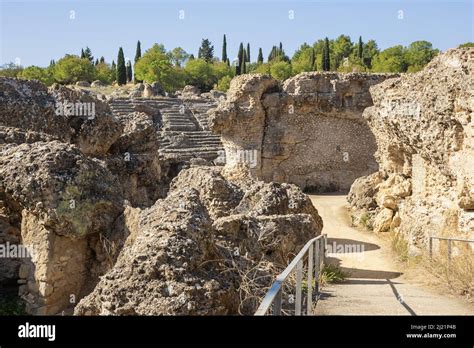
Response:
[[0, 77, 322, 315], [348, 47, 474, 254], [108, 86, 224, 188], [209, 72, 395, 192], [0, 47, 471, 316]]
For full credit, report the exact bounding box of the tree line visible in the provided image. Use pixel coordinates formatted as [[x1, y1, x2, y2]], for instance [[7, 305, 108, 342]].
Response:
[[1, 36, 469, 92]]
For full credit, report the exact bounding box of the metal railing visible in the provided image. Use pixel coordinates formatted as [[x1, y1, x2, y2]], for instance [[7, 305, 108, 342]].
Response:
[[255, 234, 327, 316], [429, 235, 474, 268]]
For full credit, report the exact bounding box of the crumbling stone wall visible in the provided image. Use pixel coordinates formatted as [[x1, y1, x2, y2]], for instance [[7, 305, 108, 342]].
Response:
[[348, 48, 474, 254], [209, 72, 394, 192]]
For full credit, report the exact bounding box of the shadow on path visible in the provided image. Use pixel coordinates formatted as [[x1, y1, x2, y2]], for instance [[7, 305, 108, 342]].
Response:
[[387, 279, 417, 316]]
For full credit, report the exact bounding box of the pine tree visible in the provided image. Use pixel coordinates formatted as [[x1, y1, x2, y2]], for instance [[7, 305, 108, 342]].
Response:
[[257, 48, 263, 64], [358, 36, 363, 59], [126, 60, 132, 83], [222, 34, 228, 62], [83, 47, 93, 63], [134, 40, 142, 63], [246, 43, 250, 62], [198, 38, 214, 62], [116, 47, 127, 85]]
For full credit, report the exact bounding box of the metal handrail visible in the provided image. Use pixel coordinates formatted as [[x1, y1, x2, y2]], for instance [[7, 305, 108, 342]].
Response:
[[255, 233, 327, 316], [429, 235, 474, 266]]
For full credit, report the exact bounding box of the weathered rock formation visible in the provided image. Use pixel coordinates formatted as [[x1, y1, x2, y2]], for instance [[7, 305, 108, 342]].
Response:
[[0, 78, 158, 313], [209, 72, 394, 192], [75, 166, 322, 315], [0, 77, 322, 315], [348, 48, 474, 254]]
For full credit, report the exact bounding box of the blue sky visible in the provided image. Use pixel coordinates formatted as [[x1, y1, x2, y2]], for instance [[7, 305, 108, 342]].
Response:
[[1, 0, 473, 67]]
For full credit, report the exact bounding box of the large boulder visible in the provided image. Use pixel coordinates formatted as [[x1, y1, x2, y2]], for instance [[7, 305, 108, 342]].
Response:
[[75, 166, 323, 315], [0, 141, 123, 238]]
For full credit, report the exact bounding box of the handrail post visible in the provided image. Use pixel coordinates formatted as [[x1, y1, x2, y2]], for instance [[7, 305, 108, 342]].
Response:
[[295, 260, 303, 315], [273, 288, 282, 316], [320, 234, 326, 266], [314, 240, 320, 296], [307, 242, 313, 315]]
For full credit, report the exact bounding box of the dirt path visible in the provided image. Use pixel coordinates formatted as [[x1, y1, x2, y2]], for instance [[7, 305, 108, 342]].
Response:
[[309, 194, 473, 315]]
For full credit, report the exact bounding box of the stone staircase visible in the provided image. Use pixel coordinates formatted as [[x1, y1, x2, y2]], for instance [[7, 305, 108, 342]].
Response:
[[109, 97, 223, 162], [158, 131, 223, 161], [186, 100, 217, 130], [109, 97, 135, 117]]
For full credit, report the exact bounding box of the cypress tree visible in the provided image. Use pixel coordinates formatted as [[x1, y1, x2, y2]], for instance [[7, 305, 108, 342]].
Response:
[[116, 47, 127, 85], [80, 49, 85, 59], [310, 48, 315, 70], [268, 46, 276, 62], [358, 36, 363, 59], [189, 54, 195, 60], [134, 40, 142, 63], [237, 42, 244, 75], [246, 43, 250, 62], [111, 60, 116, 70], [126, 60, 132, 83], [257, 48, 263, 64], [242, 55, 246, 74], [134, 41, 142, 83], [323, 37, 330, 71], [222, 34, 228, 62], [100, 56, 105, 63], [226, 58, 230, 66]]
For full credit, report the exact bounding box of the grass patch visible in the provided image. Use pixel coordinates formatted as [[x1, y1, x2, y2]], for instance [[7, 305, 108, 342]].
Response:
[[423, 244, 473, 299], [390, 230, 409, 262], [359, 212, 374, 230], [389, 231, 473, 299], [319, 264, 349, 287]]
